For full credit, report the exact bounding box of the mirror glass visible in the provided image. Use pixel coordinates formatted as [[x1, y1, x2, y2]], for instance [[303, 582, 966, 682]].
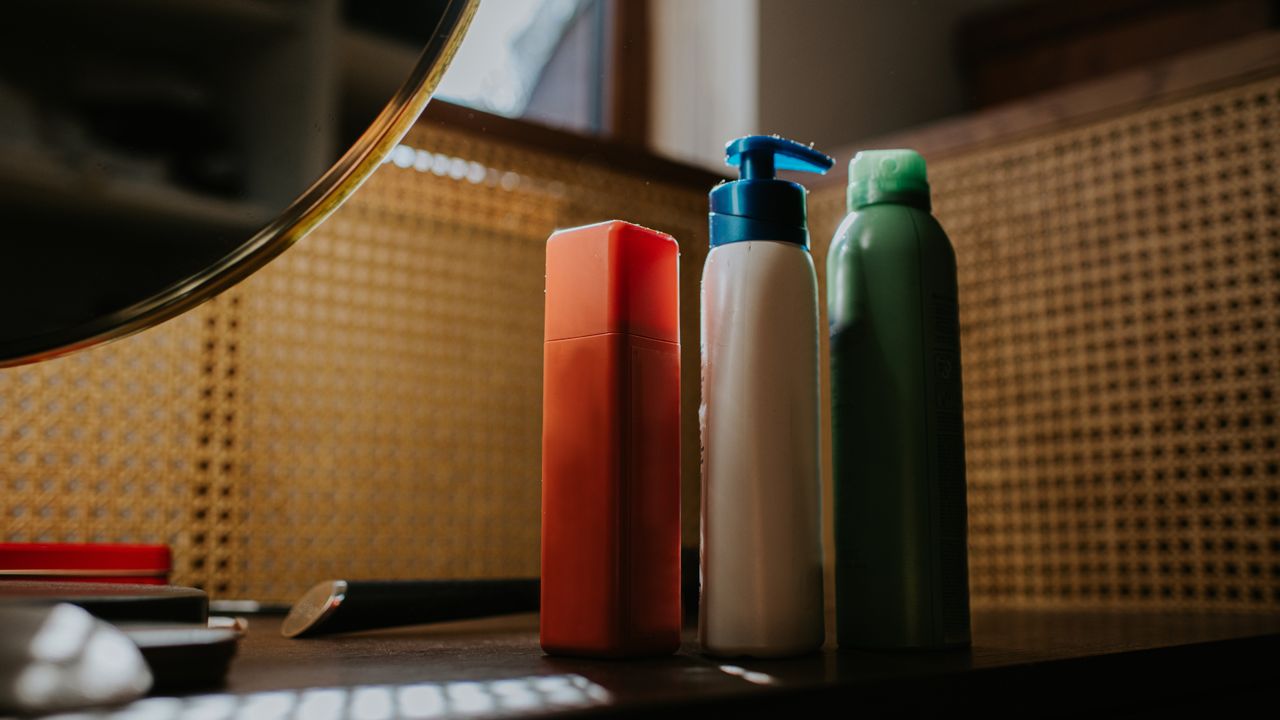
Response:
[[0, 0, 476, 365]]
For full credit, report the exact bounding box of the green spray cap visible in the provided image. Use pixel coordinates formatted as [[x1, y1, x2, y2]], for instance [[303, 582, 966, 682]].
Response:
[[846, 149, 931, 211]]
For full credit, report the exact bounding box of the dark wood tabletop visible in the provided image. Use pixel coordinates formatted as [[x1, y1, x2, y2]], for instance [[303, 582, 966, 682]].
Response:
[[122, 608, 1274, 719]]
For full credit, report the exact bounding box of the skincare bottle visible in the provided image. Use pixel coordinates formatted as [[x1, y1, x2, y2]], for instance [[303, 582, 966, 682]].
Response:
[[540, 220, 682, 658], [828, 149, 971, 649], [700, 135, 831, 657]]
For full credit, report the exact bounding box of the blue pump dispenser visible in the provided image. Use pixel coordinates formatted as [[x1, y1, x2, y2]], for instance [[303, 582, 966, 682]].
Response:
[[699, 133, 834, 657], [709, 135, 834, 249]]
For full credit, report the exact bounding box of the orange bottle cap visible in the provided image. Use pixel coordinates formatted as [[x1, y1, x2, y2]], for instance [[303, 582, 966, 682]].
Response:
[[545, 221, 679, 343]]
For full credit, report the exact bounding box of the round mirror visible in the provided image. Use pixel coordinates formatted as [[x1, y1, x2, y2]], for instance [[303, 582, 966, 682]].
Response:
[[0, 0, 477, 366]]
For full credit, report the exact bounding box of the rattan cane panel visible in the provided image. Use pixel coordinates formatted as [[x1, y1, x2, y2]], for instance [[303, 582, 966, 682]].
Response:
[[222, 123, 709, 601], [0, 308, 236, 592], [810, 74, 1280, 612], [7, 73, 1274, 610], [0, 126, 708, 602]]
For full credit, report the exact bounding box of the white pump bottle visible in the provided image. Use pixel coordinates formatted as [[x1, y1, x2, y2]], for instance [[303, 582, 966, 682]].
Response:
[[699, 136, 833, 657]]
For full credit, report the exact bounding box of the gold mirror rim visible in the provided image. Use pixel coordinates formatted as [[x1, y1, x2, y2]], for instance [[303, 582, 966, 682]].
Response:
[[0, 0, 480, 367]]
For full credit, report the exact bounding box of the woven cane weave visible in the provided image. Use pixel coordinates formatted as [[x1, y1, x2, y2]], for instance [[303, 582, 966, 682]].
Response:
[[810, 73, 1280, 612], [0, 310, 212, 583], [3, 72, 1276, 610], [2, 123, 708, 602], [229, 125, 709, 600]]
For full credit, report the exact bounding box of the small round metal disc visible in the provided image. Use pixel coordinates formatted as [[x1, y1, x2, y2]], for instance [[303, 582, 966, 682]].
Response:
[[281, 580, 347, 638]]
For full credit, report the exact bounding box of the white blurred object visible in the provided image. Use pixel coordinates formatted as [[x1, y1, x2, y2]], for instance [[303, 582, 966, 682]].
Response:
[[0, 603, 152, 715]]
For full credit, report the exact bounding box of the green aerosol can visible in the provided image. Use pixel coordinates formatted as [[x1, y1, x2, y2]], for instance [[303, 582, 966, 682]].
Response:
[[827, 150, 971, 649]]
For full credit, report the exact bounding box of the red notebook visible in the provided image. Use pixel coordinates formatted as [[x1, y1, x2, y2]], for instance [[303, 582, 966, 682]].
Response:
[[0, 542, 171, 585]]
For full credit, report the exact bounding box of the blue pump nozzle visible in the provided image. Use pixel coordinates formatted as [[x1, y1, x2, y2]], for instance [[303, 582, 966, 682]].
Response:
[[710, 135, 834, 249], [726, 135, 834, 180]]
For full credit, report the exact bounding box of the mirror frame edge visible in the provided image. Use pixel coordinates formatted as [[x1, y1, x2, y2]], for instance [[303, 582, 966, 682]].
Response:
[[0, 0, 481, 368]]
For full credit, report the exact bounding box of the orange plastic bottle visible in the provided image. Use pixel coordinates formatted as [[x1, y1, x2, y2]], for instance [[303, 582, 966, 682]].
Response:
[[540, 220, 681, 658]]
